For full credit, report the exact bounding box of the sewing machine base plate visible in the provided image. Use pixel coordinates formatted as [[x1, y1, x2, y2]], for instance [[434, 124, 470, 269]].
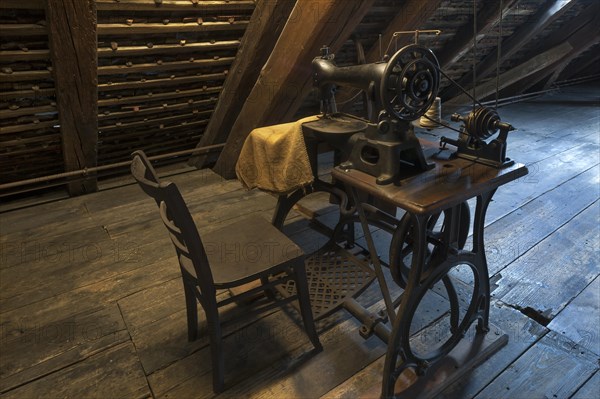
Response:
[[360, 322, 508, 399]]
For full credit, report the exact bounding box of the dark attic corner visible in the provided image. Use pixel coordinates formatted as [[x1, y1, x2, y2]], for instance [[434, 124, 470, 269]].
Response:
[[0, 1, 598, 398]]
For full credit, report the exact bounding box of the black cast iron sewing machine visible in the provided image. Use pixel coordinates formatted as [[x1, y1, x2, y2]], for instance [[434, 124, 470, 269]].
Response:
[[271, 41, 528, 398]]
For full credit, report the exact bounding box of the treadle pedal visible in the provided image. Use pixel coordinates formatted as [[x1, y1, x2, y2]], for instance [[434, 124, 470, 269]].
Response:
[[275, 244, 376, 320]]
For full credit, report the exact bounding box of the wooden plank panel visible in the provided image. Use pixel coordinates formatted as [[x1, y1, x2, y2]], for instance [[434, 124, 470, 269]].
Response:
[[0, 305, 129, 393], [493, 201, 600, 322], [474, 331, 598, 399], [548, 276, 600, 356], [485, 142, 600, 224], [484, 164, 599, 277], [46, 0, 99, 195], [1, 342, 150, 399], [572, 371, 600, 399]]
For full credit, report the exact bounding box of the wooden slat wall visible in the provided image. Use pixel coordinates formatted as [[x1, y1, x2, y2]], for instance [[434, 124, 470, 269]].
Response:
[[95, 0, 253, 167], [0, 0, 254, 190], [0, 5, 62, 185]]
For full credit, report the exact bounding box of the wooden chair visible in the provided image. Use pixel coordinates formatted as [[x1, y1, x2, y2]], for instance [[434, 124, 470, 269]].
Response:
[[130, 150, 322, 393]]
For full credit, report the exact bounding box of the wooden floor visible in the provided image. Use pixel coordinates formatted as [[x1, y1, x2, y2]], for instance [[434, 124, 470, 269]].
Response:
[[1, 83, 598, 398]]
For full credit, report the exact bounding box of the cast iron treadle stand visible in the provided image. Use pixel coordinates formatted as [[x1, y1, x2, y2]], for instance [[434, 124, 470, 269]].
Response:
[[332, 141, 528, 398]]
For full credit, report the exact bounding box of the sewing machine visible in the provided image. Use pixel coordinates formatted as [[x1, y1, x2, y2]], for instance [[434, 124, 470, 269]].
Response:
[[305, 44, 517, 182]]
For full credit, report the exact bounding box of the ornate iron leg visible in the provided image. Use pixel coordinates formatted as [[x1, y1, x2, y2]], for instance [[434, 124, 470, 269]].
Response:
[[381, 190, 498, 397], [473, 189, 496, 333]]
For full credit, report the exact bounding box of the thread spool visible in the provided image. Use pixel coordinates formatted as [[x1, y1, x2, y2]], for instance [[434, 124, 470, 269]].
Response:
[[419, 97, 443, 129]]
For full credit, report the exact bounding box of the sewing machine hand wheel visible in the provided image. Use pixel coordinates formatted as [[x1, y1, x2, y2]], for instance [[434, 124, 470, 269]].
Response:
[[380, 44, 440, 121]]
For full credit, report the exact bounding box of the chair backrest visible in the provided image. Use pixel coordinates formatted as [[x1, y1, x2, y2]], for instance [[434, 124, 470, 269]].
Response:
[[130, 150, 215, 294]]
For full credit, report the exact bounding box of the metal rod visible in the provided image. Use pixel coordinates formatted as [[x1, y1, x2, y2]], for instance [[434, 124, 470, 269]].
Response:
[[472, 0, 478, 109], [0, 143, 225, 191], [496, 0, 503, 110], [349, 186, 397, 324]]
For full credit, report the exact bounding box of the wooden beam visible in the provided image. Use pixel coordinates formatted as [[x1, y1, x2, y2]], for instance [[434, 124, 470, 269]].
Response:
[[212, 0, 375, 179], [442, 0, 577, 99], [96, 21, 248, 36], [436, 0, 518, 69], [447, 41, 573, 105], [559, 51, 599, 82], [188, 0, 297, 169], [365, 0, 443, 63], [95, 0, 255, 12], [46, 0, 98, 195], [497, 2, 600, 96]]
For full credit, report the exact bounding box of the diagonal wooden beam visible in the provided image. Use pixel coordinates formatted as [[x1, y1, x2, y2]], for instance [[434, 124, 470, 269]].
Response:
[[493, 2, 600, 97], [446, 41, 573, 105], [436, 0, 519, 70], [46, 0, 98, 195], [188, 0, 296, 168], [442, 0, 578, 100], [212, 0, 375, 179]]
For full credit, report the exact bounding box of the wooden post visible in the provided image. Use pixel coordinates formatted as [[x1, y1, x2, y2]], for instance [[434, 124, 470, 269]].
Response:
[[46, 0, 98, 195], [188, 0, 296, 169], [212, 0, 375, 179]]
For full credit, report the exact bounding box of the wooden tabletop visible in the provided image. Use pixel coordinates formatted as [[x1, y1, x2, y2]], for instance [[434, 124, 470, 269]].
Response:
[[332, 140, 528, 215]]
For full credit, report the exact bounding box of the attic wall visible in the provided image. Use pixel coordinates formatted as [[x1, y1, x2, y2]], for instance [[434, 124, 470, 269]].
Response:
[[1, 0, 598, 197], [0, 0, 254, 196]]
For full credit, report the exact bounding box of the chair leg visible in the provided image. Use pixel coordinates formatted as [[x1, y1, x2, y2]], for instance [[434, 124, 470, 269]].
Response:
[[206, 305, 225, 393], [261, 275, 275, 300], [293, 262, 322, 351], [183, 282, 198, 341]]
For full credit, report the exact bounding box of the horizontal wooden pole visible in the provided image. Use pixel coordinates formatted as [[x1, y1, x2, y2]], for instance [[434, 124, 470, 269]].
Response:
[[98, 40, 240, 58], [98, 86, 222, 107], [0, 88, 55, 101], [99, 109, 212, 131], [0, 120, 58, 135], [97, 21, 248, 35], [97, 56, 234, 75], [98, 97, 218, 119], [98, 72, 227, 92], [0, 49, 50, 62], [0, 24, 46, 36], [0, 70, 51, 82], [0, 105, 56, 120], [95, 0, 255, 12], [0, 0, 43, 9], [0, 132, 60, 147]]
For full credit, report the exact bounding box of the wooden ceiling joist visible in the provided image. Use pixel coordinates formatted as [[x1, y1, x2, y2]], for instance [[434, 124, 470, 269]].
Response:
[[436, 0, 519, 70], [212, 0, 376, 179], [46, 0, 99, 195], [483, 1, 600, 99], [447, 41, 573, 105], [188, 0, 297, 169], [442, 0, 578, 100]]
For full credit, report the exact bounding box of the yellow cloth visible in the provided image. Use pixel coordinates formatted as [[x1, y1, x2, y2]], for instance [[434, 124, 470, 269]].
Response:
[[236, 115, 319, 194]]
